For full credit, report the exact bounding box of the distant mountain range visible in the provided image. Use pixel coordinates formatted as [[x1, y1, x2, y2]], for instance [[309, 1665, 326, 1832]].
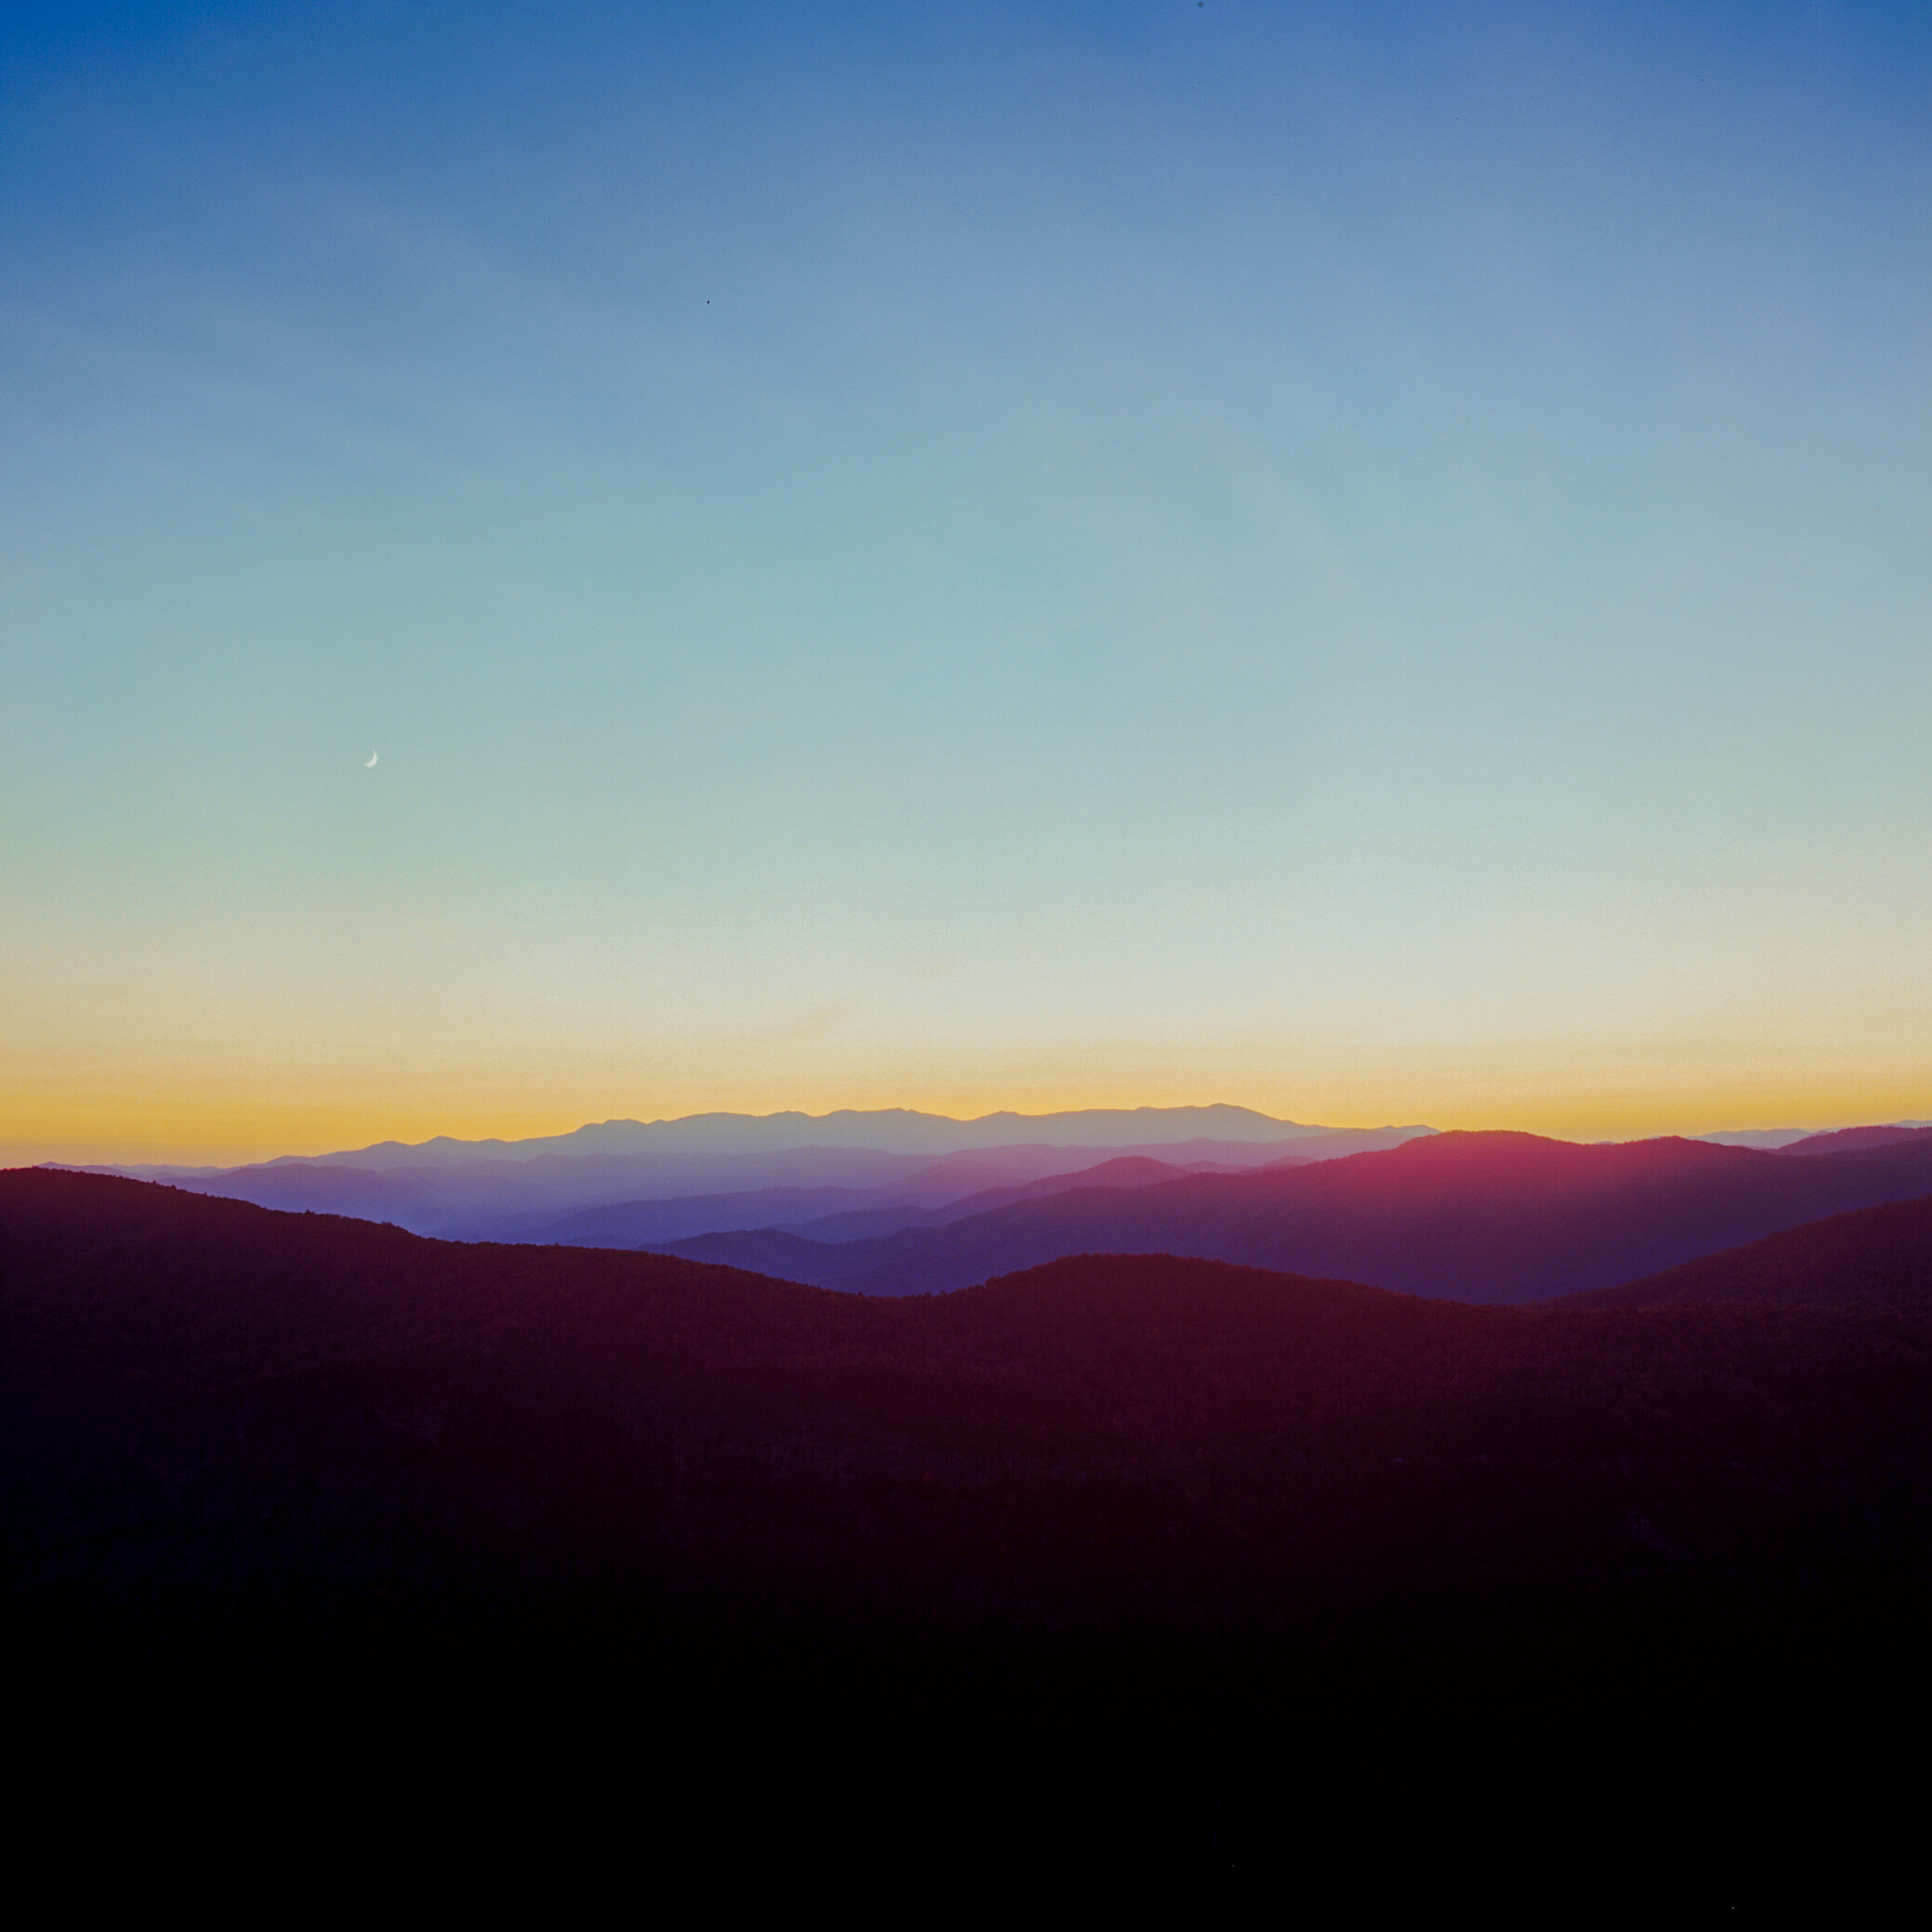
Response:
[[114, 1105, 1420, 1175], [653, 1127, 1932, 1302], [60, 1114, 1932, 1275], [70, 1108, 1435, 1241]]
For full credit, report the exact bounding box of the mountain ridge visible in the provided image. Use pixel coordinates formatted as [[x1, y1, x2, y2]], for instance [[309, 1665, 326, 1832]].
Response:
[[8, 1160, 1930, 1899], [228, 1105, 1428, 1169], [67, 1120, 1430, 1241], [1568, 1193, 1932, 1309], [651, 1128, 1932, 1303]]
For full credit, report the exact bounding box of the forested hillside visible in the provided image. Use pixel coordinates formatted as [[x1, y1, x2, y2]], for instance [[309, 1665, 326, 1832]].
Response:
[[7, 1168, 1928, 1901]]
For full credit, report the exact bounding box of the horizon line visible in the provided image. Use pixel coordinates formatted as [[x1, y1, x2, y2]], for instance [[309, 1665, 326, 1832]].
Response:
[[14, 1105, 1931, 1177]]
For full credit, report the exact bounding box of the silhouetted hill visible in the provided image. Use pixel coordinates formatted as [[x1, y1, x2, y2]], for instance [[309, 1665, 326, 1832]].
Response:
[[1777, 1128, 1932, 1151], [1854, 1137, 1932, 1168], [1769, 1128, 1932, 1167], [0, 1168, 832, 1417], [7, 1168, 1928, 1901], [1698, 1121, 1931, 1155], [656, 1129, 1932, 1301], [1571, 1194, 1932, 1310], [11, 1165, 1932, 1584]]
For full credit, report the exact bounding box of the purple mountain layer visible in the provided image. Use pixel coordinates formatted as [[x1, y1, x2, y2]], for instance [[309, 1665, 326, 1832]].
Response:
[[655, 1129, 1932, 1303]]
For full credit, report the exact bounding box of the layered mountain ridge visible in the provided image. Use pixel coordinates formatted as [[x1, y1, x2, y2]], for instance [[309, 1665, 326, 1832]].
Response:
[[652, 1127, 1932, 1302], [70, 1109, 1434, 1241], [8, 1165, 1930, 1897]]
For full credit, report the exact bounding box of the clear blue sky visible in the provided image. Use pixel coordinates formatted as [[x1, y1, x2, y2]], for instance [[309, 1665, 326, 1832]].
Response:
[[4, 2, 1928, 1160]]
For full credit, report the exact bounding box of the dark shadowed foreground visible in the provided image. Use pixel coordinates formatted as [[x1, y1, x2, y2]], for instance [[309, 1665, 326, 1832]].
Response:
[[7, 1170, 1930, 1905]]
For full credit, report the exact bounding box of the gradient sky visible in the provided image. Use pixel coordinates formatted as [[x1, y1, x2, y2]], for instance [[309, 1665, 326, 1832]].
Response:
[[4, 1, 1928, 1162]]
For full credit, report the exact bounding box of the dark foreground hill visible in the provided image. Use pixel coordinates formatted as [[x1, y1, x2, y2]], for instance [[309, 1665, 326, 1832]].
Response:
[[6, 1168, 1931, 1901], [658, 1127, 1932, 1300]]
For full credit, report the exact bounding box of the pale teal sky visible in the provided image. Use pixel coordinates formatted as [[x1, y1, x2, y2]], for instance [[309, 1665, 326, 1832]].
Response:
[[3, 3, 1928, 1159]]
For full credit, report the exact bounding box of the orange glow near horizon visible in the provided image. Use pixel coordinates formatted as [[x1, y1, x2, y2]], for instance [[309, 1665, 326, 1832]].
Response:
[[8, 1048, 1926, 1169], [7, 7, 1929, 1179]]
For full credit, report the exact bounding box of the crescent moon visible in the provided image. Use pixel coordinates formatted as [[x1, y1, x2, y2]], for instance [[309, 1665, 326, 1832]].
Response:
[[364, 751, 378, 767]]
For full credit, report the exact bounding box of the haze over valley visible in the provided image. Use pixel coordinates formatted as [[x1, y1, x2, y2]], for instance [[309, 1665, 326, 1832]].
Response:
[[64, 1108, 1932, 1305]]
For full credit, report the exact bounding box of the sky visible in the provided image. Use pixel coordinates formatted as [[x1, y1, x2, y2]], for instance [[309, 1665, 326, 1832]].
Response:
[[3, 1, 1928, 1163]]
